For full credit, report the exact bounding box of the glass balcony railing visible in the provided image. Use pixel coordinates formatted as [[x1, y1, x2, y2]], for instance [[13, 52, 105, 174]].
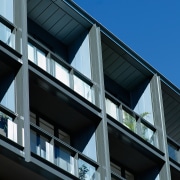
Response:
[[105, 96, 156, 147], [0, 20, 15, 49], [78, 158, 97, 180], [0, 110, 17, 143], [30, 123, 99, 179], [28, 41, 95, 104]]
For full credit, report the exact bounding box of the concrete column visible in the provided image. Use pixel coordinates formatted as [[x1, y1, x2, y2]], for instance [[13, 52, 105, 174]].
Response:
[[89, 24, 111, 180], [151, 74, 171, 180]]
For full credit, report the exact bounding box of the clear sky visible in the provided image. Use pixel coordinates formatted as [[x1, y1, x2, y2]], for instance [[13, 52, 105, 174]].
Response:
[[73, 0, 180, 89]]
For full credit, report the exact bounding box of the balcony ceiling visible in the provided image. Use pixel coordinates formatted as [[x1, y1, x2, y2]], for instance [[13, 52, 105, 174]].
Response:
[[102, 40, 152, 91], [161, 82, 180, 144], [27, 0, 92, 45]]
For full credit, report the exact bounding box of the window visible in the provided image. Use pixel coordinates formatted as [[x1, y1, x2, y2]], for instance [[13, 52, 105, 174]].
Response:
[[0, 0, 14, 22], [168, 143, 178, 162]]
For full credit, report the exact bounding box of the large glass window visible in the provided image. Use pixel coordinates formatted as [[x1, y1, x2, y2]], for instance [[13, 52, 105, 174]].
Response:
[[0, 0, 14, 23]]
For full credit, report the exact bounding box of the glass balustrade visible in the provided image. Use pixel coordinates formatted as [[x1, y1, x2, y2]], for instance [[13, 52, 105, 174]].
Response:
[[122, 109, 136, 133], [28, 42, 95, 104], [140, 123, 154, 145], [55, 144, 75, 175], [105, 97, 156, 146], [0, 22, 15, 48], [30, 124, 98, 178], [78, 158, 96, 180], [0, 111, 17, 142]]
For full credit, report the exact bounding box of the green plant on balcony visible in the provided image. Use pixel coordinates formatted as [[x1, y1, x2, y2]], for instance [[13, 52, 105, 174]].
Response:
[[0, 112, 8, 134], [123, 111, 136, 132], [79, 164, 89, 180]]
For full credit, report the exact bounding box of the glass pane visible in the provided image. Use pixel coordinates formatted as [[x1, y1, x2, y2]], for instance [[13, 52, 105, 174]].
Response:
[[0, 0, 14, 22], [30, 130, 38, 154], [70, 35, 91, 79], [141, 123, 154, 145], [82, 132, 97, 162], [74, 76, 92, 102], [78, 159, 96, 180], [168, 144, 178, 162], [7, 119, 17, 142], [106, 98, 118, 120], [0, 23, 12, 46], [122, 110, 136, 132], [0, 112, 9, 137], [55, 145, 75, 175], [1, 80, 15, 112], [37, 49, 47, 71], [30, 130, 50, 161], [55, 62, 70, 87], [133, 84, 154, 125], [28, 43, 35, 62]]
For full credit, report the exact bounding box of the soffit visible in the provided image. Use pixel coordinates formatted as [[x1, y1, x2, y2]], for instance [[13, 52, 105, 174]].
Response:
[[161, 82, 180, 144], [27, 0, 92, 45], [102, 41, 151, 91]]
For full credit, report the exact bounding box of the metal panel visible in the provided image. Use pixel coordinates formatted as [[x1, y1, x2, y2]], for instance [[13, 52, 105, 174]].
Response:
[[35, 3, 59, 25], [28, 0, 51, 20]]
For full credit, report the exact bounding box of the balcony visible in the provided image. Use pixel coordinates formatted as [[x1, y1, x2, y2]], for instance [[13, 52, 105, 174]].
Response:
[[30, 121, 99, 179], [105, 94, 156, 147], [28, 38, 95, 106]]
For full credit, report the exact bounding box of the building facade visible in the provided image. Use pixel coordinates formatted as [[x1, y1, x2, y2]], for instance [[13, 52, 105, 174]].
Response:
[[0, 0, 179, 179]]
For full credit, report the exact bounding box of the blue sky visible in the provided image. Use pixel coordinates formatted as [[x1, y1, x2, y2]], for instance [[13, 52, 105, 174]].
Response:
[[73, 0, 180, 88]]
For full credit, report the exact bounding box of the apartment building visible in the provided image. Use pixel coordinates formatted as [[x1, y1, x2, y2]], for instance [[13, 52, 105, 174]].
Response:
[[0, 0, 179, 179]]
